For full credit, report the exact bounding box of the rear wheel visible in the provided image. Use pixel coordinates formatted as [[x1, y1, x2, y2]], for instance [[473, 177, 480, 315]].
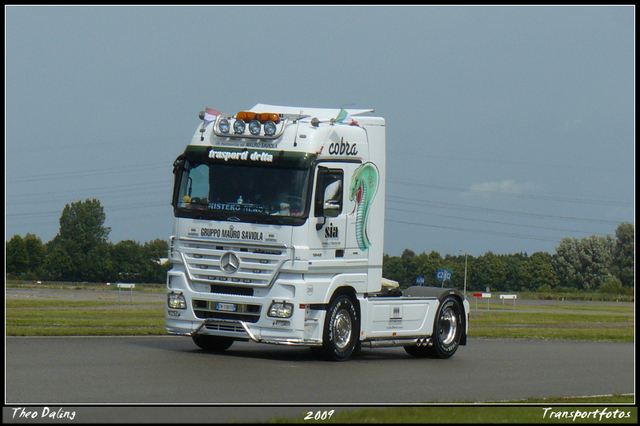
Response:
[[318, 294, 360, 361], [404, 296, 463, 359], [191, 334, 234, 352]]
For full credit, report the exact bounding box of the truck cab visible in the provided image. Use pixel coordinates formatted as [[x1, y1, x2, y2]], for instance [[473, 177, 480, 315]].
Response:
[[166, 104, 469, 361]]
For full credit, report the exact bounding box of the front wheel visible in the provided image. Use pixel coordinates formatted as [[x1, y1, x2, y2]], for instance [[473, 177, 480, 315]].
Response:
[[404, 296, 463, 359], [191, 334, 234, 352], [318, 294, 360, 361]]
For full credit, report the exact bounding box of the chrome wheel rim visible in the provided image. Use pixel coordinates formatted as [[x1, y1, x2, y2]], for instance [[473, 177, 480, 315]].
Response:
[[333, 309, 352, 349], [439, 307, 457, 345]]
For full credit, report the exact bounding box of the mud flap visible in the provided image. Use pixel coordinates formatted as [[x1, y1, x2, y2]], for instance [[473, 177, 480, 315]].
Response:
[[402, 286, 467, 346]]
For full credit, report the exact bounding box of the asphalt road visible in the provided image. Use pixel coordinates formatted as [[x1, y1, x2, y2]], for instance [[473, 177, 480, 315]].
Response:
[[5, 335, 634, 423]]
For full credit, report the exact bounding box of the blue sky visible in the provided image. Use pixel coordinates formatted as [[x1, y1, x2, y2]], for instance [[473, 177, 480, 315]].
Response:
[[5, 5, 635, 257]]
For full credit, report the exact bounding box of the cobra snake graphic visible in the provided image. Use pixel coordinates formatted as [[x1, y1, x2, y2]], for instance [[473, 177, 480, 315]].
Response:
[[349, 162, 379, 251]]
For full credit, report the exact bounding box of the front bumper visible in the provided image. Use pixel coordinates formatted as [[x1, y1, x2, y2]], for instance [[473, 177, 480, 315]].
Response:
[[167, 317, 323, 347], [165, 270, 324, 346]]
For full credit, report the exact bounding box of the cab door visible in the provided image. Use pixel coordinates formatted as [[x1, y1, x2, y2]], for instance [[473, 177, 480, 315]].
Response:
[[307, 164, 347, 265]]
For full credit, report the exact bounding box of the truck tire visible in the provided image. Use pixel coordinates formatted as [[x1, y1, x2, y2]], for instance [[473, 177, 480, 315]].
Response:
[[404, 295, 463, 359], [319, 294, 360, 361], [191, 334, 234, 352]]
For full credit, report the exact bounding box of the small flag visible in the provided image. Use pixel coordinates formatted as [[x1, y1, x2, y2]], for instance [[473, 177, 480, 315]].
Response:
[[203, 107, 221, 126], [335, 107, 358, 126]]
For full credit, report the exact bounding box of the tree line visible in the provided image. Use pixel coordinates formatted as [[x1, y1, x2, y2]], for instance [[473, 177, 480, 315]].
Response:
[[5, 199, 635, 294], [383, 222, 634, 295], [6, 199, 170, 284]]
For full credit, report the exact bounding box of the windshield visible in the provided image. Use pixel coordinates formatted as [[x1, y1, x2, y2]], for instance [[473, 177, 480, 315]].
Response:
[[173, 148, 313, 225]]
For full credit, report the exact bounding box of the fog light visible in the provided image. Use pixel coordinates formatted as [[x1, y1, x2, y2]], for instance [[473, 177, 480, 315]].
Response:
[[168, 292, 186, 309], [249, 119, 261, 135], [233, 119, 246, 134], [268, 301, 293, 318], [264, 120, 277, 136], [219, 118, 230, 133]]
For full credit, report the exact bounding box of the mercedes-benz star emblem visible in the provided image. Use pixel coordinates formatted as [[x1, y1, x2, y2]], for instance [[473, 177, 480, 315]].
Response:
[[220, 252, 240, 274]]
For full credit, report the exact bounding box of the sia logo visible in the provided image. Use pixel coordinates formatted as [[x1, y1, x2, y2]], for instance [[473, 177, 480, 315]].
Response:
[[349, 162, 379, 251], [325, 223, 339, 239]]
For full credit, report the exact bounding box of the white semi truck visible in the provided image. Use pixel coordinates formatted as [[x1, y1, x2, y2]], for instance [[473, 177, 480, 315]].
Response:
[[166, 104, 470, 361]]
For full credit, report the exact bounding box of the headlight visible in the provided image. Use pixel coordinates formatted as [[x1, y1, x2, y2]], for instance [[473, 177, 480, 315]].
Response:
[[219, 118, 230, 133], [264, 120, 277, 136], [249, 119, 261, 135], [233, 119, 246, 134], [268, 301, 293, 318], [168, 292, 187, 309]]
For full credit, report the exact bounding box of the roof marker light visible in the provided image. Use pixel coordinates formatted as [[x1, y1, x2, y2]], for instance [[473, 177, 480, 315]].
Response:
[[236, 111, 256, 122], [236, 111, 280, 124], [257, 112, 280, 124]]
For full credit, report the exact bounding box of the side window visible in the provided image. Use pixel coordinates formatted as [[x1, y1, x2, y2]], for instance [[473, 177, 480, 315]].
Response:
[[315, 167, 343, 218], [175, 162, 210, 209]]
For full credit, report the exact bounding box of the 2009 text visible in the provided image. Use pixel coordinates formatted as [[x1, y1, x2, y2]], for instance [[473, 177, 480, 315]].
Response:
[[304, 410, 335, 421]]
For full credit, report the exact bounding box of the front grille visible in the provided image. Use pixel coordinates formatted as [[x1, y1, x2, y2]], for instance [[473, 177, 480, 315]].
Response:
[[179, 238, 288, 289], [193, 299, 261, 323], [204, 322, 246, 333], [195, 311, 260, 323], [211, 284, 253, 296]]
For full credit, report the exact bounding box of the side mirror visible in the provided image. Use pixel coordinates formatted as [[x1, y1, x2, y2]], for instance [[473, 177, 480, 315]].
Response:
[[314, 167, 343, 230], [323, 180, 342, 217]]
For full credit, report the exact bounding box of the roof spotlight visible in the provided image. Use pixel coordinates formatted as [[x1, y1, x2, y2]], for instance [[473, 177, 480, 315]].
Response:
[[219, 118, 230, 133], [249, 119, 261, 135], [264, 120, 277, 136], [233, 119, 246, 134]]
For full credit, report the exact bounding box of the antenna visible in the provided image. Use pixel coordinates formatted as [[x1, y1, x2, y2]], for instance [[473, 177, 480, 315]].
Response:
[[293, 109, 302, 147]]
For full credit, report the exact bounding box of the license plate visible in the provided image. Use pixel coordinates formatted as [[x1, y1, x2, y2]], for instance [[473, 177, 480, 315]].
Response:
[[215, 302, 236, 312]]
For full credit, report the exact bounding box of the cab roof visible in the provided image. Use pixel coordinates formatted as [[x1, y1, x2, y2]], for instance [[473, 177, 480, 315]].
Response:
[[249, 103, 375, 120]]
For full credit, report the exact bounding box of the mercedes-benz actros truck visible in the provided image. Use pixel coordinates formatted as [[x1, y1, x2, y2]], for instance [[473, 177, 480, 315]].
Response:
[[166, 104, 469, 361]]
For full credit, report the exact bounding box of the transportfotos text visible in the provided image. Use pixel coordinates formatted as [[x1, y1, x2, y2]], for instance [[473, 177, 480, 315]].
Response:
[[542, 407, 632, 421]]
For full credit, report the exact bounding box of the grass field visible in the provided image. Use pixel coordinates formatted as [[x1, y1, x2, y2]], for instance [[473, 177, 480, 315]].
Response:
[[6, 295, 633, 342], [468, 309, 634, 342], [6, 299, 166, 336]]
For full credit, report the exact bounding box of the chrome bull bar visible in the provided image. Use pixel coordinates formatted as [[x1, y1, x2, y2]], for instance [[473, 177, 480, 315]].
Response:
[[192, 319, 323, 347]]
